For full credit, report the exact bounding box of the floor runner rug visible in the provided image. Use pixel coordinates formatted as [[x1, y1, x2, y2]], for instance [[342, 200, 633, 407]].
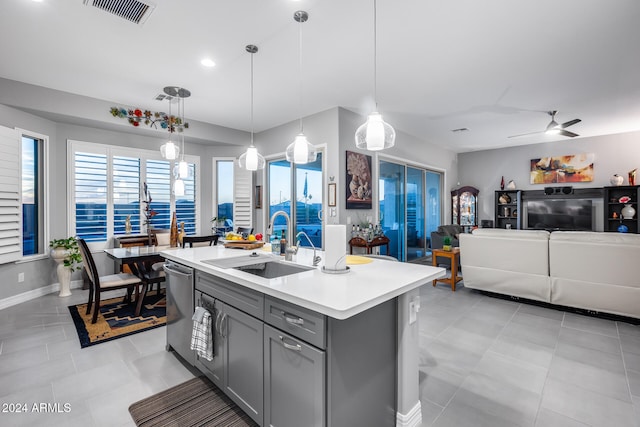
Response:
[[68, 290, 166, 348], [129, 376, 258, 427]]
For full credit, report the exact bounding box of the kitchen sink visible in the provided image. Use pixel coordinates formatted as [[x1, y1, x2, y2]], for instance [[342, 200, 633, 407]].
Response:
[[234, 260, 314, 279], [202, 253, 314, 278]]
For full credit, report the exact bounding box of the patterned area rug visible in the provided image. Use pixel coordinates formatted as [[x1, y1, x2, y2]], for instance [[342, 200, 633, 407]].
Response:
[[129, 376, 258, 427], [68, 291, 166, 348]]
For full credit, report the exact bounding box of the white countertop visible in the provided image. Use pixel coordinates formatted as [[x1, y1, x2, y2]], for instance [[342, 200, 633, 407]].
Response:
[[161, 245, 446, 320]]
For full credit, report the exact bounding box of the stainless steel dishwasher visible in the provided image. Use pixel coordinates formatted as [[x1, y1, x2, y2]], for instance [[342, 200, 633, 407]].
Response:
[[164, 261, 195, 366]]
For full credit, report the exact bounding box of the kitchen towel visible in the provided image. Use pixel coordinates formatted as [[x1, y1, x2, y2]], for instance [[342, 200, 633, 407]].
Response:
[[190, 307, 213, 361], [324, 225, 347, 271]]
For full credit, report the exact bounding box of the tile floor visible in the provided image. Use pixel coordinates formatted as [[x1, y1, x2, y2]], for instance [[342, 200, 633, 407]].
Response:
[[0, 283, 639, 426]]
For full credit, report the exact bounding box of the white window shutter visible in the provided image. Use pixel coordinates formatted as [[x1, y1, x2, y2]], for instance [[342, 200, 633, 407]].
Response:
[[0, 125, 22, 264], [233, 162, 253, 230]]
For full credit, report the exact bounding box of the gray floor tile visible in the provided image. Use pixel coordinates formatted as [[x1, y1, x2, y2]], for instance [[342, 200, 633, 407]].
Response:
[[517, 303, 565, 321], [450, 314, 506, 339], [0, 325, 66, 355], [473, 351, 548, 394], [555, 341, 626, 374], [500, 320, 561, 349], [621, 335, 640, 356], [563, 312, 620, 337], [558, 325, 622, 355], [629, 369, 640, 398], [435, 326, 496, 355], [0, 355, 76, 398], [419, 398, 444, 427], [489, 335, 554, 369], [548, 355, 631, 402], [419, 367, 465, 407], [433, 397, 526, 427], [52, 360, 135, 403], [618, 322, 640, 339], [534, 408, 589, 427], [511, 310, 563, 330], [0, 344, 49, 375], [420, 335, 485, 378], [624, 351, 640, 373], [541, 378, 637, 427]]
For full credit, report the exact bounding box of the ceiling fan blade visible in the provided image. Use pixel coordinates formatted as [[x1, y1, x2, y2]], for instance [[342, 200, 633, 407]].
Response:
[[508, 130, 544, 138], [558, 129, 579, 138], [560, 118, 581, 129]]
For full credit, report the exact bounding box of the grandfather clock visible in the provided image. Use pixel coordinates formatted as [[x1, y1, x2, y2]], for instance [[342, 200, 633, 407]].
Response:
[[451, 186, 479, 232]]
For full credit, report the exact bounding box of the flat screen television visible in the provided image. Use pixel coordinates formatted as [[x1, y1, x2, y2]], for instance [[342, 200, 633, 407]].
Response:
[[526, 199, 593, 231]]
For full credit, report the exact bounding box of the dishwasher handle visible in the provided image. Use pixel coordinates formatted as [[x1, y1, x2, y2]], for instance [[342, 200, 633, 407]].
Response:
[[163, 263, 193, 278]]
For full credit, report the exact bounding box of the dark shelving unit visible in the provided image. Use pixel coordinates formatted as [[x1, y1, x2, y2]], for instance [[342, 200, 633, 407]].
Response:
[[603, 185, 639, 233], [495, 190, 522, 229]]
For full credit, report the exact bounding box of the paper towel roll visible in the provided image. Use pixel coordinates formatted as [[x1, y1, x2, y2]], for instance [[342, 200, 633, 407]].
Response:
[[324, 224, 347, 271]]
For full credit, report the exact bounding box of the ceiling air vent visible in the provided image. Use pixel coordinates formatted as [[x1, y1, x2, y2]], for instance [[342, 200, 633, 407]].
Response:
[[83, 0, 156, 25]]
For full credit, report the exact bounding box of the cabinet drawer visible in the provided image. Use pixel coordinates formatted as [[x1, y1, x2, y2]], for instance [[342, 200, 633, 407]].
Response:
[[264, 296, 326, 349], [196, 271, 264, 319]]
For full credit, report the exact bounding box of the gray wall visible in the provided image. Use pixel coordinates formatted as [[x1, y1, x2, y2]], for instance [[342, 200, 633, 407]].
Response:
[[458, 130, 640, 230]]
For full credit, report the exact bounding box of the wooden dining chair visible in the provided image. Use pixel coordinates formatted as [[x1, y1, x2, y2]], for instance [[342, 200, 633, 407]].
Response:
[[78, 239, 144, 324], [182, 235, 219, 248], [148, 228, 171, 247]]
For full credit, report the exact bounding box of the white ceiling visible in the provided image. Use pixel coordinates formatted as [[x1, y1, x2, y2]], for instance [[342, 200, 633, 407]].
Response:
[[2, 0, 640, 153]]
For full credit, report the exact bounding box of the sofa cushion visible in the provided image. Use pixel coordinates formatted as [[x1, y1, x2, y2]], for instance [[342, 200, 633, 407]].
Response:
[[471, 228, 550, 240]]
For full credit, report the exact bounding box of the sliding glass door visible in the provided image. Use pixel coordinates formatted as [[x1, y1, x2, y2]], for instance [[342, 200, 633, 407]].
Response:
[[379, 159, 442, 262]]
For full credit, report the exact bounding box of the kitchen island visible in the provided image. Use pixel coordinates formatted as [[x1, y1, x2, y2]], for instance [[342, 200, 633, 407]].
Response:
[[161, 245, 445, 427]]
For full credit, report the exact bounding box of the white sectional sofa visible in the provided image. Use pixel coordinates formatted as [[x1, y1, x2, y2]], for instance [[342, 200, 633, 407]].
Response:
[[459, 229, 640, 319]]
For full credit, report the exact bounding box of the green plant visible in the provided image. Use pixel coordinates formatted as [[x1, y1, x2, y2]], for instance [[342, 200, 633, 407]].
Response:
[[49, 237, 83, 271], [443, 236, 451, 246], [211, 216, 227, 223]]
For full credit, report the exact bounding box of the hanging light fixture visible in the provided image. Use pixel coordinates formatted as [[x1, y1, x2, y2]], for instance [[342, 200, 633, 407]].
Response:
[[160, 92, 180, 160], [285, 10, 317, 164], [354, 0, 395, 151], [238, 44, 266, 171]]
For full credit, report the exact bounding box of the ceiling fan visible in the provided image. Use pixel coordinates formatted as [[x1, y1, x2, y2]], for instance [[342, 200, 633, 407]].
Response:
[[508, 110, 581, 139]]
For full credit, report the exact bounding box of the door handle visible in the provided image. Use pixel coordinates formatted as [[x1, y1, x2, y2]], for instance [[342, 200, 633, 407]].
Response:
[[279, 335, 302, 352], [282, 311, 304, 326]]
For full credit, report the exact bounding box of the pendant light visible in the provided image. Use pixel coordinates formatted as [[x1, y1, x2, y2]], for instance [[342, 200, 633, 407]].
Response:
[[285, 10, 317, 164], [160, 92, 180, 160], [238, 44, 266, 171], [354, 0, 395, 151]]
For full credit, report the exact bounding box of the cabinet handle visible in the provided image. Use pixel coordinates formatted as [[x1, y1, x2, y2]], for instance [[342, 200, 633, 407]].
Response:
[[215, 310, 223, 336], [279, 335, 302, 352], [221, 313, 228, 339], [282, 311, 304, 326]]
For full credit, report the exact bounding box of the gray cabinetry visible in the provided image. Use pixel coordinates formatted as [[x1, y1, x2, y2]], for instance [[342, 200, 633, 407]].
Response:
[[264, 324, 325, 427]]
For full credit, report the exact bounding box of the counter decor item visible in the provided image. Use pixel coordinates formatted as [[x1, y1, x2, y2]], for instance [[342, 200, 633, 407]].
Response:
[[442, 236, 452, 251], [618, 223, 629, 233], [500, 176, 505, 190], [610, 174, 624, 186], [506, 180, 516, 190], [323, 224, 349, 273], [621, 204, 636, 220], [629, 168, 637, 186]]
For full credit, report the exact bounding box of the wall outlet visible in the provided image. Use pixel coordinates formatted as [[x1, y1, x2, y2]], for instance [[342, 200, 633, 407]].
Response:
[[18, 272, 24, 283]]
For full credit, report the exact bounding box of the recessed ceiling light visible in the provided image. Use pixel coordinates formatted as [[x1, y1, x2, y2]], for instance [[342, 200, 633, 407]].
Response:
[[201, 58, 216, 68]]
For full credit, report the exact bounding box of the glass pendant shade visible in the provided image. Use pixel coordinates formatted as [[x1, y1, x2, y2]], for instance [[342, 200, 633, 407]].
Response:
[[286, 133, 317, 164], [355, 112, 396, 151], [174, 178, 185, 196], [178, 160, 189, 178], [238, 146, 265, 171], [161, 140, 179, 160]]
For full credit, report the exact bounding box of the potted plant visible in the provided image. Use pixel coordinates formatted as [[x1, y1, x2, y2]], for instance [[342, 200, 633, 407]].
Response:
[[442, 236, 452, 252], [49, 237, 82, 297]]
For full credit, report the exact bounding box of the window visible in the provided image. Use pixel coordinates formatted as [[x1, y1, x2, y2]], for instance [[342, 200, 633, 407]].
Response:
[[21, 133, 47, 257], [0, 126, 21, 264], [215, 160, 234, 226], [69, 140, 199, 248], [267, 152, 323, 248]]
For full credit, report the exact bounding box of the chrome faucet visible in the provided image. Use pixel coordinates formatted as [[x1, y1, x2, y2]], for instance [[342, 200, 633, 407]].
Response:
[[268, 211, 292, 248], [296, 231, 322, 266]]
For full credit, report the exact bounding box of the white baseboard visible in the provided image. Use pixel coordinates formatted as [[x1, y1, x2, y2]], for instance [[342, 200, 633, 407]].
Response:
[[0, 280, 84, 311], [396, 401, 422, 427]]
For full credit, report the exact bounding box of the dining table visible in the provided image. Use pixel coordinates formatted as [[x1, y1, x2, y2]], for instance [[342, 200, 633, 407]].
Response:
[[103, 245, 169, 316]]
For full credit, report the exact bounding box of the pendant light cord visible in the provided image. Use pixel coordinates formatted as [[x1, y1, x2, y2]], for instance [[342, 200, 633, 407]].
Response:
[[373, 0, 378, 111], [250, 49, 255, 146], [298, 14, 304, 133]]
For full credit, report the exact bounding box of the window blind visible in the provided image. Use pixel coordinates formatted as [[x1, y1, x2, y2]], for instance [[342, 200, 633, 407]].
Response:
[[233, 162, 252, 229], [74, 152, 108, 242], [0, 125, 21, 264]]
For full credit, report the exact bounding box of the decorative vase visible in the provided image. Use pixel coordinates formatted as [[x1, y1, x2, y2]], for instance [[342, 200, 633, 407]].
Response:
[[500, 176, 505, 190], [621, 204, 636, 219], [506, 180, 516, 190], [170, 212, 178, 247], [50, 248, 72, 297], [629, 169, 637, 186], [610, 174, 624, 186]]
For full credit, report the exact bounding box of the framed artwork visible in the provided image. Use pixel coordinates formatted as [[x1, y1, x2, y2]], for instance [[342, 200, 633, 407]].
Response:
[[530, 153, 594, 184], [346, 151, 372, 209], [254, 185, 262, 209], [328, 183, 337, 207]]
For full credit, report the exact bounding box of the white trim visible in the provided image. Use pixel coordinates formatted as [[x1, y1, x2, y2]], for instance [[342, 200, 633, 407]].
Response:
[[395, 401, 422, 427], [0, 279, 84, 310]]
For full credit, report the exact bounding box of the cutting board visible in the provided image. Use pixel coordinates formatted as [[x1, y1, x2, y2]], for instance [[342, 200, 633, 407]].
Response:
[[223, 241, 265, 250]]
